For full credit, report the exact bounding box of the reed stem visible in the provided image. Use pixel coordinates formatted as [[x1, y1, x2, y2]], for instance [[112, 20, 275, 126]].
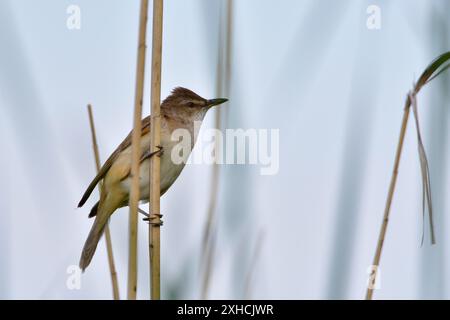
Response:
[[366, 51, 450, 299], [149, 0, 164, 300], [127, 0, 149, 300], [365, 102, 411, 300], [200, 0, 233, 299], [87, 104, 120, 300]]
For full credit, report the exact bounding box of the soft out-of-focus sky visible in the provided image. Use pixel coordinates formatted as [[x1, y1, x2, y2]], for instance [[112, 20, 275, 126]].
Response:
[[1, 0, 450, 299]]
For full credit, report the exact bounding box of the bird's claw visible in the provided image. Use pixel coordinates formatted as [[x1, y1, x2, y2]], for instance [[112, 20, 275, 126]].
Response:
[[139, 208, 163, 226], [156, 145, 164, 157], [146, 214, 164, 226]]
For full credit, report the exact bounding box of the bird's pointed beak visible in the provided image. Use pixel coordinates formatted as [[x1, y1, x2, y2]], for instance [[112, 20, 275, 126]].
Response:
[[207, 98, 228, 107]]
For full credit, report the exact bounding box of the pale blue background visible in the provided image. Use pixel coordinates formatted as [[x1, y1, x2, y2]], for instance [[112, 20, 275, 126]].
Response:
[[0, 0, 449, 299]]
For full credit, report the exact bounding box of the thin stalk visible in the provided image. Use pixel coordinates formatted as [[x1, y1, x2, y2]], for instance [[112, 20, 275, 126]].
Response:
[[149, 0, 164, 300], [128, 0, 149, 300], [201, 225, 217, 299], [87, 104, 120, 300], [244, 230, 265, 299], [366, 52, 450, 299], [201, 4, 224, 300], [366, 102, 411, 300], [200, 0, 233, 299]]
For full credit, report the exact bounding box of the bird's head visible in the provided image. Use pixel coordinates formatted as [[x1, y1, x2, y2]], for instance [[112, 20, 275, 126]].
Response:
[[161, 87, 228, 120]]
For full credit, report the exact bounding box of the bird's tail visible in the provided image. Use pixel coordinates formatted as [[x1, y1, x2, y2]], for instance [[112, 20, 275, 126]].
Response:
[[79, 193, 122, 271], [79, 216, 107, 272]]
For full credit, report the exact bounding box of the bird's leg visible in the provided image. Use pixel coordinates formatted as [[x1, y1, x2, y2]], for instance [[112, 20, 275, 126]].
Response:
[[139, 208, 150, 220], [139, 145, 164, 225], [151, 145, 163, 226], [145, 145, 163, 226]]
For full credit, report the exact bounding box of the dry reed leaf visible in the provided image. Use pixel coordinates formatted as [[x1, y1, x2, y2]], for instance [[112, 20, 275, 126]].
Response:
[[406, 52, 450, 245], [409, 92, 435, 245], [408, 52, 450, 245]]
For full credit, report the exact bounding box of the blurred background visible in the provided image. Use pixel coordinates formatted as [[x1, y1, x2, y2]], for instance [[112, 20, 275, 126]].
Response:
[[0, 0, 450, 299]]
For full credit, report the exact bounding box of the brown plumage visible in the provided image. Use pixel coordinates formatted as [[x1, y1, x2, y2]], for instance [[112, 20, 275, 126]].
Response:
[[78, 87, 228, 271]]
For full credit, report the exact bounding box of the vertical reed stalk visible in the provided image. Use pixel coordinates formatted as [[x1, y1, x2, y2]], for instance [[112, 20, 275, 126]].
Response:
[[87, 104, 120, 300], [200, 0, 233, 299], [200, 19, 223, 302], [149, 0, 164, 300], [128, 0, 149, 300], [244, 230, 265, 299]]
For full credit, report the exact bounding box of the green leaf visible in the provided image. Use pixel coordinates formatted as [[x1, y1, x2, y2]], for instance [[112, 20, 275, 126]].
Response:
[[416, 51, 450, 91]]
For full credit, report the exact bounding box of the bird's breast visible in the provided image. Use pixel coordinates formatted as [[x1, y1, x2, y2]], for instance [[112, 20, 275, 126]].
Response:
[[120, 137, 189, 202]]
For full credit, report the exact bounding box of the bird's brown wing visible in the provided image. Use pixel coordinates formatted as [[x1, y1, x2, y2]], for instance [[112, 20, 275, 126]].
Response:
[[78, 116, 151, 208]]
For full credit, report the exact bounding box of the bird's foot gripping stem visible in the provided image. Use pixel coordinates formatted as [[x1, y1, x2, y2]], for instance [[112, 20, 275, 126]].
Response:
[[148, 213, 163, 226], [139, 208, 163, 226], [155, 145, 163, 157]]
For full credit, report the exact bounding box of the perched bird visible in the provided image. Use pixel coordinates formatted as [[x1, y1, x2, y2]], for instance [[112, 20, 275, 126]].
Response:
[[78, 87, 228, 271]]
